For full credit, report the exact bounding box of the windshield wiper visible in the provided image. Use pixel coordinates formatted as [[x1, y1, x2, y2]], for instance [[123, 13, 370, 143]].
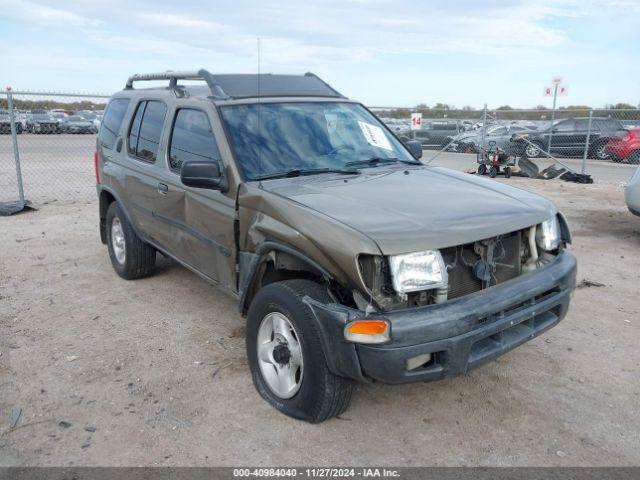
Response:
[[252, 167, 360, 181], [344, 157, 420, 169]]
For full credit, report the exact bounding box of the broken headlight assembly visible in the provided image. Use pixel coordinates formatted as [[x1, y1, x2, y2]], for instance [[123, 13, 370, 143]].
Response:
[[536, 216, 561, 252], [388, 250, 447, 293]]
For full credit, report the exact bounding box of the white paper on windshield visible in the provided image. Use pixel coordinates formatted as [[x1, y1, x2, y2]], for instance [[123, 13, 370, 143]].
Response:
[[358, 121, 393, 151]]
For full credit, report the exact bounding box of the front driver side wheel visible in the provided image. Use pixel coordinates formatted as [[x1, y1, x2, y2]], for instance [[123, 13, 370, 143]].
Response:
[[246, 280, 353, 423]]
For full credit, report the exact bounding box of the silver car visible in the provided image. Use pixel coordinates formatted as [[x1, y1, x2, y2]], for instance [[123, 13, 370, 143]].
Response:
[[454, 124, 534, 153], [625, 165, 640, 216]]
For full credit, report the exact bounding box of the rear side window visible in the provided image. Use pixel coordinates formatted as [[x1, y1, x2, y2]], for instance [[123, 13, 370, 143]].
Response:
[[168, 109, 221, 172], [99, 98, 130, 149], [127, 100, 167, 162], [596, 119, 622, 132]]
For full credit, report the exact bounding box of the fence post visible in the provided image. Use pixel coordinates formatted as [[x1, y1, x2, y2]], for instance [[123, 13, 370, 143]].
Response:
[[6, 88, 25, 206], [480, 104, 487, 149], [546, 84, 558, 160], [581, 110, 593, 175]]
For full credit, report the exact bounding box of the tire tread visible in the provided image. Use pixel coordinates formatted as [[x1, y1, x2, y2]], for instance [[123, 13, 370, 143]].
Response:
[[247, 279, 354, 423], [106, 202, 156, 280]]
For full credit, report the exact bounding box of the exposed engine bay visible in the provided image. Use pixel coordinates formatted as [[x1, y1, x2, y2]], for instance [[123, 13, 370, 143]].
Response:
[[357, 224, 562, 311]]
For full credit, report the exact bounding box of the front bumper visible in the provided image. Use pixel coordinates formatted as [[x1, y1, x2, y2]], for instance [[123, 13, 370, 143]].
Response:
[[306, 251, 576, 384]]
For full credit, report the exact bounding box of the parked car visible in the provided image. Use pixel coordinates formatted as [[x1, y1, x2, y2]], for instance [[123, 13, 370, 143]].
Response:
[[512, 117, 625, 160], [26, 109, 60, 134], [403, 120, 463, 149], [97, 70, 576, 422], [59, 115, 97, 134], [76, 110, 98, 121], [453, 124, 534, 153], [93, 115, 103, 131], [606, 128, 640, 164], [625, 165, 640, 216], [0, 109, 23, 134]]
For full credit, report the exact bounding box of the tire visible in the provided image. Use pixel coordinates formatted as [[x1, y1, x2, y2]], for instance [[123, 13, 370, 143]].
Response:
[[504, 167, 512, 178], [626, 150, 640, 165], [524, 141, 544, 158], [246, 279, 354, 423], [590, 142, 610, 160], [489, 166, 498, 178], [105, 202, 156, 280], [477, 164, 487, 175]]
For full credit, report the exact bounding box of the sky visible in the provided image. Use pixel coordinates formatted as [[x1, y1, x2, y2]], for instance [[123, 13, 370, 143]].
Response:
[[0, 0, 638, 109]]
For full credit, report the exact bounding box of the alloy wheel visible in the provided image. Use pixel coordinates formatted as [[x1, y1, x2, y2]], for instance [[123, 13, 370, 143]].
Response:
[[256, 312, 304, 399]]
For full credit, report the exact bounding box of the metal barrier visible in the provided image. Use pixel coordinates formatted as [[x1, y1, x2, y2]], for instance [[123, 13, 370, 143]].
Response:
[[373, 106, 640, 170], [2, 91, 640, 210], [0, 89, 110, 210]]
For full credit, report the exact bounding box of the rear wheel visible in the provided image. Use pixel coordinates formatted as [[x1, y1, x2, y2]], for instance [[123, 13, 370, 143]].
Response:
[[524, 142, 544, 158], [106, 202, 156, 280], [590, 142, 610, 160], [489, 166, 498, 178], [477, 164, 487, 175], [504, 167, 512, 178], [246, 279, 353, 423]]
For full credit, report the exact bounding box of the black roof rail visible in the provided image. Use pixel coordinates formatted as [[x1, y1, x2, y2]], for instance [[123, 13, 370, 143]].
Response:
[[124, 69, 230, 100], [124, 69, 344, 100]]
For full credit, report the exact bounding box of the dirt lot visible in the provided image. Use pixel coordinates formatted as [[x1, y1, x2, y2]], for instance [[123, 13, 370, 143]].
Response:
[[1, 177, 639, 467]]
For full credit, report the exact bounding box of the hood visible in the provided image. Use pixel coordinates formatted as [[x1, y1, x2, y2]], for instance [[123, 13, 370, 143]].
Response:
[[260, 165, 556, 254]]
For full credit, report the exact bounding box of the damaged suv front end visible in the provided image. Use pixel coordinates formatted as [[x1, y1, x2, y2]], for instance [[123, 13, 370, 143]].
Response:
[[227, 99, 577, 386], [311, 215, 575, 383]]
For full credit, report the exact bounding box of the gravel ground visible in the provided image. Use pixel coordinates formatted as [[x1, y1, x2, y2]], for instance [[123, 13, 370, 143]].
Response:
[[1, 177, 639, 467]]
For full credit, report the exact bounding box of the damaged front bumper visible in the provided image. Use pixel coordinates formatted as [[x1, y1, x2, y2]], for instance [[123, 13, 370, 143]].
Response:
[[305, 250, 577, 384]]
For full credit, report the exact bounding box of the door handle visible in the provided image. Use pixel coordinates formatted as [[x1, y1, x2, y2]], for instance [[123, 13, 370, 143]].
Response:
[[116, 138, 123, 152], [157, 183, 168, 195]]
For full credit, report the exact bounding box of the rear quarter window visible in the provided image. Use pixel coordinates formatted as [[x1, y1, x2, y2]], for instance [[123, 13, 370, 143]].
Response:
[[99, 98, 130, 150]]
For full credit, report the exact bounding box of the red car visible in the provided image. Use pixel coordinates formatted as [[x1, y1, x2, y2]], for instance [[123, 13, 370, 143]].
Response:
[[606, 128, 640, 164]]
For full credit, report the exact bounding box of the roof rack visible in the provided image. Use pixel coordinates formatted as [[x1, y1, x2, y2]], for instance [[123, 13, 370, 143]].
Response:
[[124, 69, 229, 99], [124, 69, 344, 100]]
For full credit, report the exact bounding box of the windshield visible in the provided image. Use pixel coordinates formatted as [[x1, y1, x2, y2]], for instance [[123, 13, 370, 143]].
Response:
[[486, 125, 506, 135], [221, 102, 415, 180]]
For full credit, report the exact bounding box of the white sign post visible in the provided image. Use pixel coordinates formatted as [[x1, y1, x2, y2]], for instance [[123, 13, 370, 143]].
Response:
[[543, 77, 568, 159], [410, 112, 422, 131]]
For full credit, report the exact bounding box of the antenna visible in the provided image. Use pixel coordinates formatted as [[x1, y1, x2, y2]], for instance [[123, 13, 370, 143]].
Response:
[[257, 37, 263, 184]]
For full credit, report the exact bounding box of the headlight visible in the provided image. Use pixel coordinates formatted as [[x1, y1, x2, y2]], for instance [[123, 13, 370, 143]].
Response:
[[388, 250, 447, 293], [536, 216, 560, 251]]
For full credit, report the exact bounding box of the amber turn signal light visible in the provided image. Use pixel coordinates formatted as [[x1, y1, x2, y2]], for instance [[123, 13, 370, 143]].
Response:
[[344, 319, 390, 344]]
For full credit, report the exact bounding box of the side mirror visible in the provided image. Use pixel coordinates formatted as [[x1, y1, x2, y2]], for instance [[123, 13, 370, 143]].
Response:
[[405, 140, 423, 159], [180, 161, 227, 191]]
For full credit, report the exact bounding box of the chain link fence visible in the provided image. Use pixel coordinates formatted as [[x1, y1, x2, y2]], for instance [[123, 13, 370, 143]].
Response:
[[1, 90, 640, 211], [373, 106, 640, 173], [0, 90, 109, 211]]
